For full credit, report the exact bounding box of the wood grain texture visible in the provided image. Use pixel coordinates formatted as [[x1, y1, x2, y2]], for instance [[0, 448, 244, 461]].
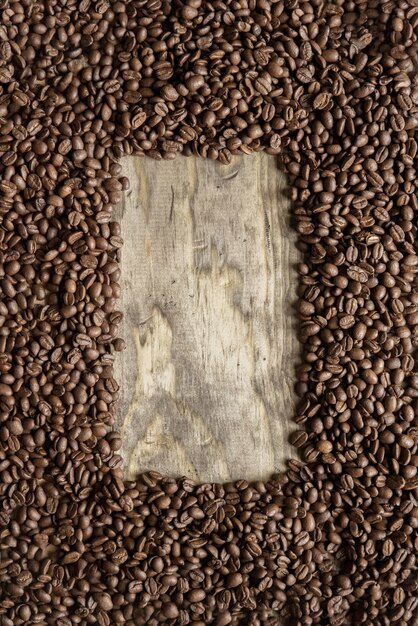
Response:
[[114, 153, 300, 483]]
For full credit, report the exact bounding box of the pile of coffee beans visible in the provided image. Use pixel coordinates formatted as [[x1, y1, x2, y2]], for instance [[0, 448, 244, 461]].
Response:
[[1, 0, 418, 624]]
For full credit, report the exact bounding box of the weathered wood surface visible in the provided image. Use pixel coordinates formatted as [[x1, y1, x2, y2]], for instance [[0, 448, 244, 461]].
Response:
[[114, 153, 300, 483]]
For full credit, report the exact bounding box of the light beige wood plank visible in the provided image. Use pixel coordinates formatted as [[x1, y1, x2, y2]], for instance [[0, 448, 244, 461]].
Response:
[[114, 153, 299, 482]]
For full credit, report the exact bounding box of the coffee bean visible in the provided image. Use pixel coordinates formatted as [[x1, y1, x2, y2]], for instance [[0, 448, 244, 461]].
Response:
[[0, 383, 12, 397], [163, 602, 179, 619], [317, 440, 333, 454], [226, 573, 243, 588], [188, 589, 206, 602]]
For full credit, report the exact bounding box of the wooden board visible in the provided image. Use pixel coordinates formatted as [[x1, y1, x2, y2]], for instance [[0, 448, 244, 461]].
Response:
[[114, 153, 300, 483]]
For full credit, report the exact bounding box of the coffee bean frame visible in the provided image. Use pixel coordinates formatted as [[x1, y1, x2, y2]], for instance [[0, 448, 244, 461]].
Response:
[[0, 2, 418, 626]]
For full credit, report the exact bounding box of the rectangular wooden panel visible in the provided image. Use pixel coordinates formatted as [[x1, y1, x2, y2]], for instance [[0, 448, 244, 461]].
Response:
[[114, 153, 299, 482]]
